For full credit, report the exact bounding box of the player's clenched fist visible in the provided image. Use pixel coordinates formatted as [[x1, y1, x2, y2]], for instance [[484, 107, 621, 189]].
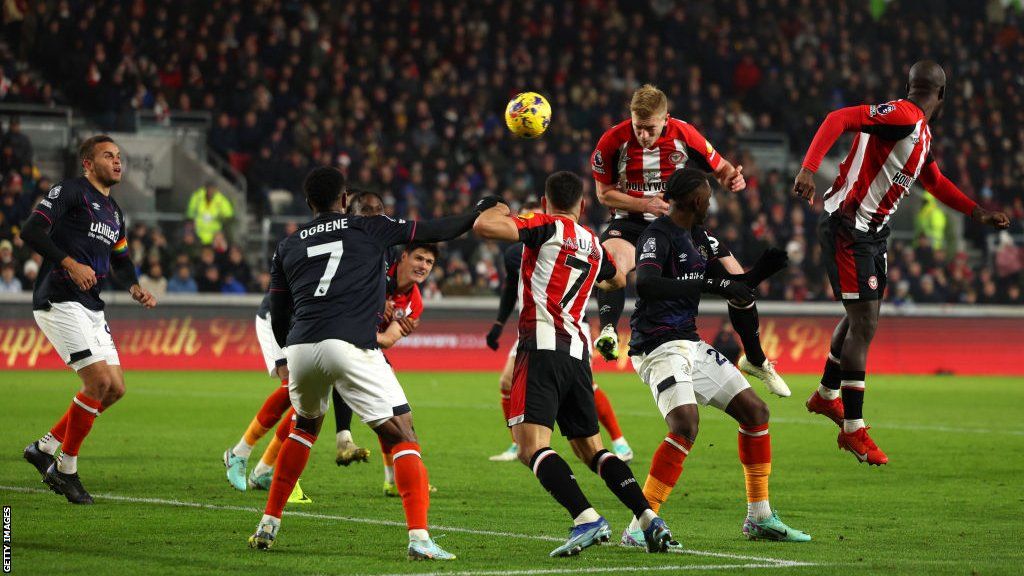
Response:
[[130, 284, 157, 308], [793, 168, 816, 204]]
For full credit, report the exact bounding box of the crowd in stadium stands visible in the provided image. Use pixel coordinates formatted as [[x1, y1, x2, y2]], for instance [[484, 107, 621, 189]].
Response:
[[1, 0, 1022, 303]]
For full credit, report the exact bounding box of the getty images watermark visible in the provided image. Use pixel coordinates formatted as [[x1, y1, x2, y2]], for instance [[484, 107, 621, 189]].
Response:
[[3, 506, 10, 573]]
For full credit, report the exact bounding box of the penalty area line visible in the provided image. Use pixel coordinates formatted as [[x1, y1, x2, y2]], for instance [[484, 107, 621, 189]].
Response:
[[0, 484, 813, 568]]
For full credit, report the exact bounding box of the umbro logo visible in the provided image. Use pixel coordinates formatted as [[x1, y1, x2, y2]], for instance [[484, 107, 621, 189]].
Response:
[[92, 202, 102, 211], [678, 253, 688, 263]]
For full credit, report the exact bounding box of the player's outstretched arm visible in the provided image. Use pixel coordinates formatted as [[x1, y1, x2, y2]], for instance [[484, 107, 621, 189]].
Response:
[[793, 106, 866, 203], [918, 160, 1011, 229], [472, 203, 518, 242], [20, 212, 97, 291], [714, 247, 789, 288], [412, 195, 507, 244]]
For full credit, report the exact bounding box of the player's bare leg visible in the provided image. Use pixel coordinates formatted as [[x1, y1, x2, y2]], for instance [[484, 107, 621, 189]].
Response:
[[250, 413, 323, 549], [226, 365, 291, 491], [722, 255, 789, 397], [592, 383, 633, 462], [807, 317, 847, 425], [489, 353, 518, 461], [332, 388, 369, 466], [37, 361, 123, 504], [624, 403, 696, 548], [514, 423, 611, 556], [836, 299, 887, 465], [372, 413, 453, 560], [725, 390, 810, 541], [595, 238, 634, 361]]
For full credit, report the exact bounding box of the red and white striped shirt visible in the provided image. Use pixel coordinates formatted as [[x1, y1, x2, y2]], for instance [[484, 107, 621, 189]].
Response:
[[591, 117, 723, 222], [514, 212, 617, 360], [804, 100, 937, 233]]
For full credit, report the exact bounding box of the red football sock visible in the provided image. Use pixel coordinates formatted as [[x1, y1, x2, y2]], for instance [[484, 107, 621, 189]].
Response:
[[61, 393, 103, 457], [643, 432, 692, 513], [49, 408, 72, 443], [256, 381, 292, 429], [392, 441, 429, 530], [264, 427, 315, 518], [500, 391, 514, 440], [275, 408, 295, 442], [594, 387, 624, 441], [738, 424, 772, 503]]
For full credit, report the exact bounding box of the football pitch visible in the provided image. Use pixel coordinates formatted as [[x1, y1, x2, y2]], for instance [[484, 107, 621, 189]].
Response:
[[2, 370, 1023, 575]]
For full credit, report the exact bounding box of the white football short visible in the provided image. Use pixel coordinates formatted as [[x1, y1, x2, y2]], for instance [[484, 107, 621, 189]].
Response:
[[286, 339, 409, 425], [34, 301, 120, 371], [631, 339, 749, 418], [254, 313, 286, 377]]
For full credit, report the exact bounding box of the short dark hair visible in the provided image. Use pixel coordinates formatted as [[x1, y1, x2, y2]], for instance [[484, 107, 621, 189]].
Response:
[[347, 188, 384, 215], [405, 242, 439, 260], [664, 168, 711, 207], [303, 167, 346, 212], [79, 135, 116, 162], [544, 171, 583, 211]]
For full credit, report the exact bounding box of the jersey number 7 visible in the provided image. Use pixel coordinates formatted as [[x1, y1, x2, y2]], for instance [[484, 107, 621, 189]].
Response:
[[307, 240, 344, 297], [560, 254, 592, 307]]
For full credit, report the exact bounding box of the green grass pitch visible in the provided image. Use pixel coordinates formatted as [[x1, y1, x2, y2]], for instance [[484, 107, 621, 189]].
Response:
[[2, 370, 1023, 575]]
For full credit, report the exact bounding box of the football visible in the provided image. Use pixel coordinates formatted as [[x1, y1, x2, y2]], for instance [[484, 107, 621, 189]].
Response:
[[504, 92, 552, 139]]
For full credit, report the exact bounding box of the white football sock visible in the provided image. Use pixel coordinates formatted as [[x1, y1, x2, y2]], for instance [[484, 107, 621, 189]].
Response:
[[573, 507, 601, 526], [638, 509, 658, 530], [259, 514, 280, 532], [232, 439, 253, 458], [38, 433, 60, 455], [747, 500, 772, 521], [252, 460, 273, 477], [408, 528, 430, 541], [627, 515, 642, 533], [57, 454, 77, 474], [843, 418, 866, 433], [612, 436, 627, 446], [383, 465, 395, 484], [337, 430, 353, 444], [816, 384, 840, 401]]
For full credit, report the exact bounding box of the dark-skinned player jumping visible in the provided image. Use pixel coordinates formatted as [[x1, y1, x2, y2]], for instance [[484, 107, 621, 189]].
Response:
[[793, 60, 1010, 465]]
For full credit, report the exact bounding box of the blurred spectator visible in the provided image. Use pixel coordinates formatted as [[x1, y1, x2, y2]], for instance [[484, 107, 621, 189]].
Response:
[[139, 262, 168, 298], [2, 119, 32, 169], [186, 181, 234, 245], [0, 262, 20, 292], [915, 194, 948, 251], [167, 264, 198, 293], [711, 324, 743, 365], [197, 265, 221, 293]]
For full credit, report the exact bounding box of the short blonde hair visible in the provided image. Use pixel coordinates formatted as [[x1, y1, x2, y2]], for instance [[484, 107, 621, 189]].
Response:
[[630, 84, 668, 118]]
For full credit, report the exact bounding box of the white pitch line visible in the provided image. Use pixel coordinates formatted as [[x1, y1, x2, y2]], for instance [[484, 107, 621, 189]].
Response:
[[0, 484, 810, 568], [370, 562, 818, 576]]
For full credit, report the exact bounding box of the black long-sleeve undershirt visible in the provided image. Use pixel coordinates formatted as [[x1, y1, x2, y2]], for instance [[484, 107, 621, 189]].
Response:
[[19, 212, 68, 263], [269, 289, 293, 349], [410, 212, 477, 244], [495, 266, 519, 324]]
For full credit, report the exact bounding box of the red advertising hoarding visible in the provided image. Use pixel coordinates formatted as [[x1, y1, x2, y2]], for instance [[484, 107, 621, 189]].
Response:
[[1, 315, 1021, 375]]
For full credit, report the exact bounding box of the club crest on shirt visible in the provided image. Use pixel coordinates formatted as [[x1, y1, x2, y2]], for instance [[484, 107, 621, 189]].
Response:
[[669, 151, 684, 164], [870, 103, 895, 117]]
